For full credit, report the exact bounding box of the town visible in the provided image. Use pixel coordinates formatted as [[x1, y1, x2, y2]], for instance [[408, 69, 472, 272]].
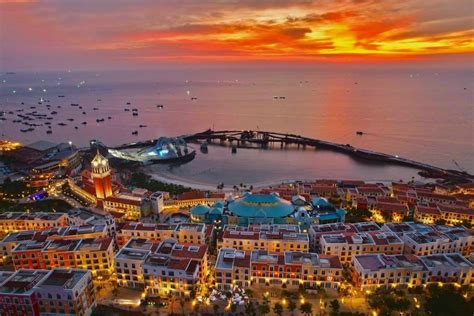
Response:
[[0, 138, 472, 315]]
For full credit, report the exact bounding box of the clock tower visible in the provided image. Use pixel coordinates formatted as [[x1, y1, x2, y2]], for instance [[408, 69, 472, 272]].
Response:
[[91, 150, 113, 200]]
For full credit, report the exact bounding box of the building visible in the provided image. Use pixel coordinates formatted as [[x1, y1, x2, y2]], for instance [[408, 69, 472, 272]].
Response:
[[66, 208, 116, 237], [116, 222, 212, 247], [142, 239, 207, 298], [401, 226, 473, 257], [217, 224, 309, 252], [0, 212, 68, 234], [0, 269, 49, 316], [11, 237, 115, 279], [414, 204, 473, 226], [91, 151, 113, 201], [320, 231, 404, 263], [309, 222, 381, 252], [370, 202, 408, 223], [35, 269, 96, 316], [353, 253, 473, 290], [215, 248, 342, 291]]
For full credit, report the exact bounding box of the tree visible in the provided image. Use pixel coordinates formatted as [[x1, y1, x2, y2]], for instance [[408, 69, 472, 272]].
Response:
[[300, 302, 313, 316], [245, 301, 256, 316], [273, 303, 283, 316], [367, 288, 411, 316], [258, 303, 270, 315], [287, 300, 297, 315], [424, 284, 474, 316], [213, 303, 220, 315], [329, 299, 340, 316]]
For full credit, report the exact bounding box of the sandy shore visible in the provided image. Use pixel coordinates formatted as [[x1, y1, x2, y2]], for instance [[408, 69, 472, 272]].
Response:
[[148, 172, 295, 192]]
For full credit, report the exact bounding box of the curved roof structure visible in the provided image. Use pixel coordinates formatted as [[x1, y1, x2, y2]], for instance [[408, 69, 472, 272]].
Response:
[[228, 192, 294, 218], [190, 204, 211, 216]]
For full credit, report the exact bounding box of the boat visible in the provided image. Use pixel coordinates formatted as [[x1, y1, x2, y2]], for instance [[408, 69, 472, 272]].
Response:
[[273, 96, 278, 99], [97, 99, 102, 101], [58, 123, 67, 126], [124, 108, 130, 112], [46, 130, 52, 134], [156, 104, 164, 109], [71, 103, 79, 106], [139, 124, 147, 128], [231, 145, 237, 154], [82, 121, 87, 125], [279, 96, 286, 99], [132, 108, 138, 111], [108, 116, 112, 119], [132, 112, 138, 116], [74, 126, 78, 129], [356, 131, 364, 135], [82, 112, 86, 115], [191, 97, 198, 100], [51, 111, 58, 115], [93, 107, 99, 110], [132, 131, 138, 135], [67, 118, 74, 122], [126, 102, 131, 105], [96, 118, 105, 123], [58, 95, 65, 98], [200, 142, 208, 153]]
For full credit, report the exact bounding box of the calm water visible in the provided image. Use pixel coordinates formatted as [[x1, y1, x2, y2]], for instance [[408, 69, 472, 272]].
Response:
[[0, 66, 472, 183]]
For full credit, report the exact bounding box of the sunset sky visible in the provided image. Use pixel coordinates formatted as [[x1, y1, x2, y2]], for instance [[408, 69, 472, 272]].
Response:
[[1, 0, 473, 70]]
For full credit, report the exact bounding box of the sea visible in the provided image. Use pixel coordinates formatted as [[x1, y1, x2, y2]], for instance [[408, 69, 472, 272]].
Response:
[[1, 65, 472, 186]]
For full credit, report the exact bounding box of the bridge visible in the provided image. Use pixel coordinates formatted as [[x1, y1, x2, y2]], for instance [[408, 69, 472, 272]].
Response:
[[110, 129, 472, 181]]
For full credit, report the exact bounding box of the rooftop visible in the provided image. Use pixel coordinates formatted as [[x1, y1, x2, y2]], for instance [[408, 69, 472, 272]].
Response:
[[25, 140, 58, 152], [0, 270, 49, 294], [37, 269, 88, 289], [228, 192, 294, 218]]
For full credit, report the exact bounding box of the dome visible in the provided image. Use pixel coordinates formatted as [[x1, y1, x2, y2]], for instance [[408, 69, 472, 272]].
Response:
[[227, 192, 294, 218], [312, 197, 331, 207], [190, 204, 211, 215]]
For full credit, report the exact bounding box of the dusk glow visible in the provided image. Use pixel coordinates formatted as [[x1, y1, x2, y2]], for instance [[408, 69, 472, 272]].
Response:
[[1, 0, 473, 70]]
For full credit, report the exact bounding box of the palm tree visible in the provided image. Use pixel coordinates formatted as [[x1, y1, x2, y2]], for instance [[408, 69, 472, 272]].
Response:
[[287, 300, 297, 315], [300, 302, 313, 316], [258, 303, 270, 315], [273, 303, 283, 316], [329, 299, 340, 316], [213, 303, 220, 315], [245, 301, 256, 316]]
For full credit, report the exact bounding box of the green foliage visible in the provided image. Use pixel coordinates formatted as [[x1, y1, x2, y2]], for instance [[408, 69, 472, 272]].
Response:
[[245, 301, 256, 316], [367, 288, 411, 316], [329, 299, 340, 316], [423, 284, 474, 316], [287, 300, 297, 313], [273, 303, 283, 316], [345, 207, 372, 223], [299, 302, 313, 315], [1, 179, 35, 198], [128, 172, 192, 195], [2, 199, 73, 213], [258, 303, 270, 315]]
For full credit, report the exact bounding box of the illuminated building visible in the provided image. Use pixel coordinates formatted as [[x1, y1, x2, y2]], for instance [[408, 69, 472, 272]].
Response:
[[400, 226, 473, 257], [0, 269, 49, 316], [91, 150, 113, 201], [217, 224, 309, 252], [164, 191, 224, 211], [115, 238, 155, 289], [414, 204, 474, 226], [0, 212, 68, 234], [11, 237, 115, 279], [35, 269, 96, 316], [116, 222, 212, 247], [309, 222, 381, 252], [0, 140, 22, 152], [369, 201, 409, 223], [353, 253, 473, 290], [215, 248, 342, 291], [319, 231, 404, 264]]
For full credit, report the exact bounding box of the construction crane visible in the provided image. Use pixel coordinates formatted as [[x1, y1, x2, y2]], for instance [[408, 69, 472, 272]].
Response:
[[452, 159, 466, 173]]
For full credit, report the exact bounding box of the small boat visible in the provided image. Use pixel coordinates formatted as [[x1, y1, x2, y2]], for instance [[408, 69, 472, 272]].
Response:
[[139, 124, 147, 128], [273, 96, 278, 99], [67, 118, 74, 122], [71, 103, 79, 106], [156, 104, 164, 109], [46, 130, 52, 134], [124, 108, 130, 112], [126, 102, 131, 105], [231, 145, 237, 154], [51, 111, 58, 115], [96, 118, 105, 123], [97, 99, 102, 101], [279, 96, 286, 99], [356, 131, 364, 135], [93, 107, 99, 110], [108, 116, 112, 119], [79, 106, 82, 109], [132, 131, 138, 135], [82, 112, 86, 115], [57, 106, 61, 108], [82, 121, 87, 125], [191, 97, 197, 100], [58, 123, 67, 126], [200, 142, 208, 153], [21, 102, 25, 105], [58, 95, 65, 98], [74, 126, 78, 129], [132, 108, 138, 111], [132, 112, 138, 116]]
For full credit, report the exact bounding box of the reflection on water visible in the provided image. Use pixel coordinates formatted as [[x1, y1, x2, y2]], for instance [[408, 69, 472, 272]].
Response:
[[147, 145, 422, 186]]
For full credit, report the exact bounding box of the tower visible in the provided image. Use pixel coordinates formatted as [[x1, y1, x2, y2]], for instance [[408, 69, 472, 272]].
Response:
[[91, 150, 113, 200]]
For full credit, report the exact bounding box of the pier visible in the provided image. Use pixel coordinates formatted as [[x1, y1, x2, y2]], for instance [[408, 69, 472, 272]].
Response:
[[111, 129, 472, 181]]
